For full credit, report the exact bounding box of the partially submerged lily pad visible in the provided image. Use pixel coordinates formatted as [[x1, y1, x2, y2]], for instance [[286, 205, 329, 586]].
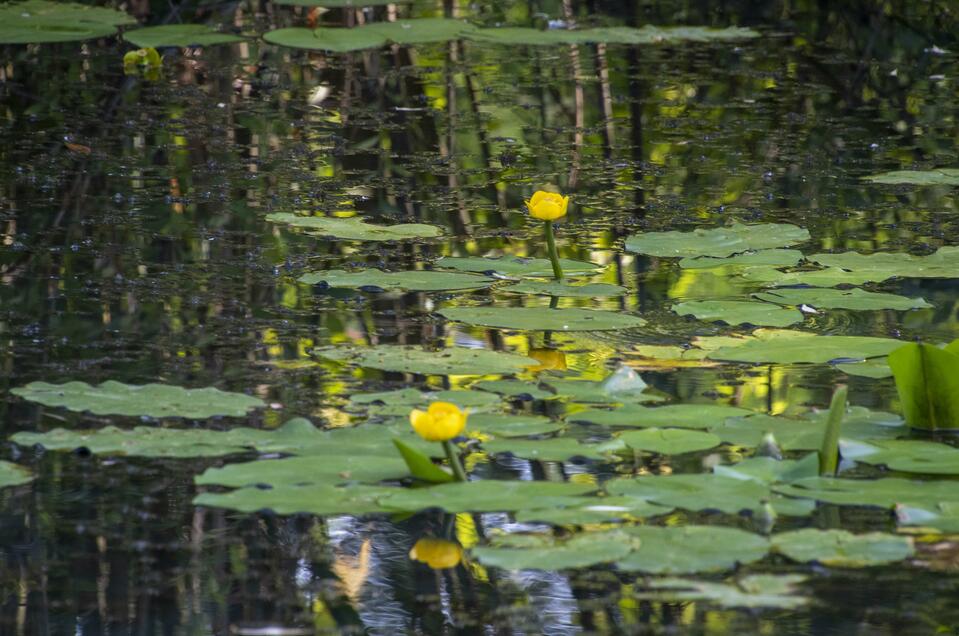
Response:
[[672, 300, 803, 327], [707, 332, 902, 364], [299, 269, 495, 292], [624, 222, 809, 258], [195, 484, 396, 516], [435, 256, 602, 278], [313, 345, 535, 375], [607, 473, 773, 515], [809, 247, 959, 281], [11, 381, 264, 418], [635, 575, 810, 609], [516, 498, 672, 526], [439, 306, 646, 332], [618, 526, 769, 573], [754, 288, 931, 311], [0, 462, 33, 488], [772, 529, 914, 567], [617, 428, 722, 455], [679, 249, 804, 270], [841, 440, 959, 475], [195, 454, 410, 487], [772, 476, 959, 509], [266, 213, 441, 241], [472, 380, 556, 401]]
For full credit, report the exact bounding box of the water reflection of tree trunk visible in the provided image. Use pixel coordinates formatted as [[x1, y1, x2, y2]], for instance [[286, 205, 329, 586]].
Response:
[[563, 0, 584, 190]]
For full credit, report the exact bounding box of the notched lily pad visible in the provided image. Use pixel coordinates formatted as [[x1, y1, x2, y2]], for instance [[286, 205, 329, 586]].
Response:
[[313, 345, 535, 375], [439, 306, 646, 332], [266, 213, 441, 241], [624, 222, 809, 258], [11, 381, 264, 418], [0, 0, 135, 44], [299, 269, 495, 292], [378, 480, 597, 513]]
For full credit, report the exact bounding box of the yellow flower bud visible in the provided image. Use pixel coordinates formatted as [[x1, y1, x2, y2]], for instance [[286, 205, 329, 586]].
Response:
[[527, 348, 568, 372], [409, 401, 467, 442], [526, 190, 569, 221], [409, 538, 463, 569]]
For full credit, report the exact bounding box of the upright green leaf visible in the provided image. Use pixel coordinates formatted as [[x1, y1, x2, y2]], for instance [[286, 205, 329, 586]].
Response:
[[819, 386, 847, 476], [393, 439, 455, 483], [888, 341, 959, 430]]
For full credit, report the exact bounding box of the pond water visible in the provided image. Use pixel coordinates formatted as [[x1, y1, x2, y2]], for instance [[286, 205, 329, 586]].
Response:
[[3, 0, 959, 634]]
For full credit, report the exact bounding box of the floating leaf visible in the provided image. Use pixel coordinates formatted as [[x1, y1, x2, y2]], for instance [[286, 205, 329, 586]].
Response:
[[195, 454, 410, 487], [841, 440, 959, 475], [739, 266, 881, 287], [618, 526, 769, 573], [888, 341, 959, 431], [572, 404, 753, 429], [863, 169, 959, 185], [679, 249, 804, 270], [195, 484, 396, 516], [435, 256, 602, 278], [809, 247, 959, 281], [772, 529, 913, 567], [123, 24, 243, 48], [618, 428, 721, 455], [313, 345, 535, 375], [350, 388, 499, 411], [13, 425, 260, 458], [483, 438, 607, 461], [714, 454, 820, 484], [754, 288, 931, 311], [502, 280, 627, 297], [516, 498, 672, 525], [607, 473, 772, 515], [708, 332, 901, 364], [472, 380, 556, 401], [439, 307, 646, 332], [636, 575, 810, 609], [473, 531, 635, 570], [11, 381, 264, 418], [467, 413, 563, 437], [772, 476, 959, 509], [263, 26, 387, 51], [0, 0, 135, 44], [266, 213, 441, 241], [299, 269, 495, 292], [378, 480, 597, 513], [836, 358, 893, 379], [624, 222, 809, 258], [673, 300, 803, 327], [0, 462, 33, 488]]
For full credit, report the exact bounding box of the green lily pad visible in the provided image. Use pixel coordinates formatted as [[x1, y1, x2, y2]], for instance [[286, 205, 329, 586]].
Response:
[[439, 307, 646, 332], [708, 332, 902, 364], [543, 379, 662, 405], [841, 440, 959, 475], [739, 266, 881, 287], [0, 462, 33, 488], [378, 480, 597, 513], [195, 484, 397, 516], [772, 529, 913, 567], [264, 26, 387, 51], [618, 428, 721, 454], [618, 526, 769, 573], [624, 222, 810, 258], [809, 247, 959, 281], [467, 413, 563, 437], [123, 24, 243, 48], [836, 358, 893, 378], [299, 269, 495, 292], [679, 249, 804, 270], [516, 498, 673, 525], [266, 213, 441, 241], [472, 380, 556, 401], [863, 169, 959, 185], [502, 280, 627, 297], [195, 454, 410, 487], [607, 473, 772, 515], [572, 404, 753, 429], [313, 345, 535, 375], [0, 0, 135, 44], [754, 288, 931, 311], [11, 381, 264, 418], [673, 300, 803, 327], [772, 476, 959, 509], [473, 531, 636, 571], [712, 407, 903, 451], [714, 454, 820, 484], [888, 341, 959, 431], [12, 425, 260, 458], [483, 438, 607, 461], [635, 575, 810, 609], [896, 502, 959, 533], [435, 256, 602, 278]]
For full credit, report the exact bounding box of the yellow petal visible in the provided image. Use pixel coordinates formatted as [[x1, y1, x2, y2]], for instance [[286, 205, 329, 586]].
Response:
[[529, 190, 551, 207], [530, 199, 564, 221]]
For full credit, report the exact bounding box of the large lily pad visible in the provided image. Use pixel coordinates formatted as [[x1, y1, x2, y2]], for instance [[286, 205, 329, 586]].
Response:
[[473, 531, 636, 570], [841, 440, 959, 475], [12, 425, 264, 458], [366, 18, 477, 44], [0, 0, 135, 44], [195, 454, 409, 487], [265, 213, 441, 241], [740, 266, 882, 288], [707, 332, 902, 364], [572, 404, 753, 429], [679, 249, 804, 270], [673, 300, 803, 327], [516, 498, 672, 526], [378, 480, 597, 513], [123, 24, 243, 48], [607, 473, 772, 515], [503, 281, 627, 297], [264, 26, 387, 51], [313, 345, 535, 375], [635, 575, 809, 609], [435, 256, 602, 278], [618, 428, 722, 455], [772, 476, 959, 509], [809, 247, 959, 281], [754, 288, 931, 311], [483, 438, 607, 461], [772, 529, 913, 567], [863, 169, 959, 185], [11, 381, 264, 418], [618, 526, 769, 573], [439, 307, 646, 332], [299, 269, 495, 292], [467, 413, 563, 437], [624, 222, 809, 258], [195, 484, 396, 516], [469, 24, 758, 46], [714, 454, 820, 485], [888, 341, 959, 431]]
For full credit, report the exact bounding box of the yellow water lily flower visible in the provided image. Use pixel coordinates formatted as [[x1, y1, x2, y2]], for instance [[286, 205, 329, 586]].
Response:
[[526, 190, 569, 221], [410, 401, 467, 442], [527, 348, 568, 372], [409, 538, 463, 569]]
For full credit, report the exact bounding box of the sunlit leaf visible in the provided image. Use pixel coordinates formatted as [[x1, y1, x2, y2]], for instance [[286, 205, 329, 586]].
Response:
[[708, 332, 901, 364], [483, 438, 607, 461], [467, 413, 563, 437], [809, 247, 959, 281], [393, 438, 456, 483], [673, 300, 803, 327], [624, 222, 809, 258]]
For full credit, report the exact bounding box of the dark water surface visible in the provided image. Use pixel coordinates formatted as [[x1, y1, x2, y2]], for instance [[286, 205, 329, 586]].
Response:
[[3, 1, 959, 633]]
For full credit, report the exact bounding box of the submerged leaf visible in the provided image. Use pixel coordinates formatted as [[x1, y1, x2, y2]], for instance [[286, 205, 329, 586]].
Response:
[[754, 288, 931, 311]]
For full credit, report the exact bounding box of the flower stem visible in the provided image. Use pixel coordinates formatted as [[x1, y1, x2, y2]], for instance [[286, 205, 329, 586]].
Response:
[[442, 440, 468, 482], [544, 220, 564, 282]]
